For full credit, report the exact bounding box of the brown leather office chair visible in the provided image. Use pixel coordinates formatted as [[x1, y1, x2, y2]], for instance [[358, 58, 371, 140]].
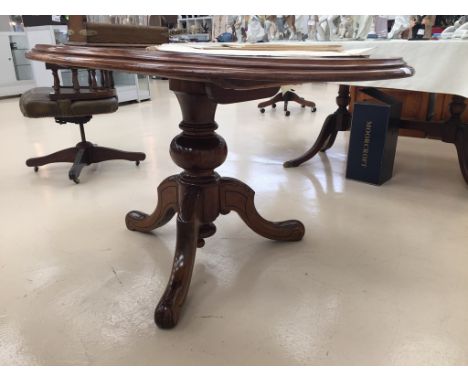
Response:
[[20, 64, 146, 183]]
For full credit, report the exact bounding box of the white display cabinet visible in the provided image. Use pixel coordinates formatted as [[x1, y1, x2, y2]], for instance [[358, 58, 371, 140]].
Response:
[[25, 25, 68, 87], [176, 16, 213, 42], [0, 31, 35, 97], [111, 72, 151, 103]]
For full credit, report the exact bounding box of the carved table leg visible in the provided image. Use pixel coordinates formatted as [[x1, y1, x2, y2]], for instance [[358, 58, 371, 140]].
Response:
[[125, 175, 179, 232], [283, 85, 351, 168], [155, 185, 201, 329], [447, 95, 468, 184], [320, 130, 339, 152], [220, 177, 304, 241], [127, 80, 305, 328], [455, 125, 468, 184], [283, 113, 337, 168]]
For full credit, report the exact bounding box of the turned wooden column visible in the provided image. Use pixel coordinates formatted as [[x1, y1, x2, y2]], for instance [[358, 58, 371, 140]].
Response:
[[335, 85, 352, 131], [158, 80, 227, 328], [320, 84, 352, 151], [170, 80, 227, 247]]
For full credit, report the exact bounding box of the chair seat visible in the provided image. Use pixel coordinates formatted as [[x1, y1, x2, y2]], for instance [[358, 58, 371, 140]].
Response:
[[20, 87, 118, 118]]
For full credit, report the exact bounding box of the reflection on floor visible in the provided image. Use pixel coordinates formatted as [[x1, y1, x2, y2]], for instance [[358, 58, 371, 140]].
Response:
[[0, 80, 467, 365]]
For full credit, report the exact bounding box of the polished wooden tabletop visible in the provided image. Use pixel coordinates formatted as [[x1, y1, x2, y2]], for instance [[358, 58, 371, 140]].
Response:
[[26, 44, 414, 89]]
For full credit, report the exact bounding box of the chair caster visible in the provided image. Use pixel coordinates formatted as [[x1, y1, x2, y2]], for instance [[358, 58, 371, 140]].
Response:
[[272, 103, 276, 108], [69, 175, 80, 184], [285, 111, 291, 117], [136, 160, 140, 166], [34, 166, 39, 172], [69, 170, 80, 184], [311, 107, 317, 112], [260, 108, 265, 113]]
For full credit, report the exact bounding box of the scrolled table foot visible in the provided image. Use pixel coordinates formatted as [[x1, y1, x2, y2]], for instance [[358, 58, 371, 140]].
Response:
[[219, 177, 305, 241], [155, 303, 178, 329], [125, 175, 179, 232]]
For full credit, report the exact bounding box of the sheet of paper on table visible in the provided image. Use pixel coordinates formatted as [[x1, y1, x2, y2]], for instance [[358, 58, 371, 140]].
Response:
[[150, 42, 373, 58]]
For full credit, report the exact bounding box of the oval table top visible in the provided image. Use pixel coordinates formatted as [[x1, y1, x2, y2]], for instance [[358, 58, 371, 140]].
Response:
[[26, 44, 414, 90]]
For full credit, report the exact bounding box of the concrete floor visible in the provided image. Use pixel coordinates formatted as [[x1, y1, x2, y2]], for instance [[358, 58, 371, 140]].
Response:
[[0, 80, 468, 365]]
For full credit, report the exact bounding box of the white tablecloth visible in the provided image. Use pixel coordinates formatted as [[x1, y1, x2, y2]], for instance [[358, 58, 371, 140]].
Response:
[[333, 40, 468, 98], [156, 40, 468, 97]]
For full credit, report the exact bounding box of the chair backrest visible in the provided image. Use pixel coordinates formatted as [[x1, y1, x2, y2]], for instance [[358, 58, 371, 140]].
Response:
[[46, 63, 117, 102]]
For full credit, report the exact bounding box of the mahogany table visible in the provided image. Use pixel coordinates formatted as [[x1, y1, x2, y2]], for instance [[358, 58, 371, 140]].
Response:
[[26, 44, 413, 329], [283, 84, 468, 186], [283, 41, 468, 184]]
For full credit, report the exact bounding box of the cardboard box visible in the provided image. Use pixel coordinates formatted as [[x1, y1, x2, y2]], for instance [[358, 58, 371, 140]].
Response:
[[346, 88, 402, 185]]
